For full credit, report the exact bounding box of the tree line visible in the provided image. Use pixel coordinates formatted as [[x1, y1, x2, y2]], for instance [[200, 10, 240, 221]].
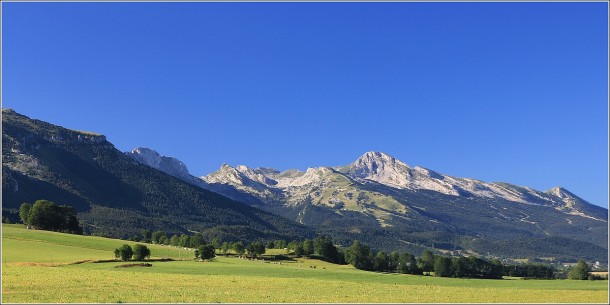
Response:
[[14, 201, 599, 281], [504, 262, 555, 279], [325, 239, 504, 279], [128, 229, 343, 263], [343, 240, 559, 280], [110, 234, 603, 282], [122, 229, 581, 280]]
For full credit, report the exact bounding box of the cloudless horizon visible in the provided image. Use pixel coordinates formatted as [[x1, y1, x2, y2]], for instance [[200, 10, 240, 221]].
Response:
[[2, 2, 608, 208]]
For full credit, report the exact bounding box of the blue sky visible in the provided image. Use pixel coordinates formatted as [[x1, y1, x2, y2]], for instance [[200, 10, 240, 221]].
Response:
[[2, 2, 608, 208]]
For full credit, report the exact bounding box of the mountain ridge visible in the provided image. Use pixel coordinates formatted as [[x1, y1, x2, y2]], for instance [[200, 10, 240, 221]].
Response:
[[196, 150, 607, 261], [202, 151, 605, 218], [2, 109, 314, 242], [125, 147, 209, 189], [126, 145, 604, 213]]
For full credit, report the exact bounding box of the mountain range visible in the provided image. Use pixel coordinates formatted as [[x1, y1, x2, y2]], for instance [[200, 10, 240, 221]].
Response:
[[130, 148, 608, 262], [201, 151, 606, 221], [2, 109, 608, 262]]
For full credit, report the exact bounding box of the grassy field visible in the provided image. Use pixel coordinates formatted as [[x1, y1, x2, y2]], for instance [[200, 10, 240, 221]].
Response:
[[2, 224, 194, 262], [2, 224, 608, 303]]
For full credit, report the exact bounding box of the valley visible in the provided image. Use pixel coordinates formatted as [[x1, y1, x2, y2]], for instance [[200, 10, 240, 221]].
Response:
[[3, 2, 607, 303], [2, 224, 607, 303]]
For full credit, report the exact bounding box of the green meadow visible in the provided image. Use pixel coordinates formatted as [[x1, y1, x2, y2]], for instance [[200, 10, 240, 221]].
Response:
[[2, 224, 608, 303]]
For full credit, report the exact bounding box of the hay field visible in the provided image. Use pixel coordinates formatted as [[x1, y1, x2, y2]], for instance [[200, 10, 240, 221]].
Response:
[[2, 224, 607, 303]]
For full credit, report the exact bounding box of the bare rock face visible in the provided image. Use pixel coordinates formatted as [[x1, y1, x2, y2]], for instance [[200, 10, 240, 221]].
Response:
[[344, 151, 413, 188], [125, 147, 207, 189], [126, 147, 189, 179], [201, 151, 607, 222], [123, 148, 604, 224]]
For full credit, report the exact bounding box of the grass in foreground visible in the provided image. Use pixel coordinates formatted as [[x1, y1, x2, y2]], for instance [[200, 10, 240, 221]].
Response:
[[2, 224, 608, 303]]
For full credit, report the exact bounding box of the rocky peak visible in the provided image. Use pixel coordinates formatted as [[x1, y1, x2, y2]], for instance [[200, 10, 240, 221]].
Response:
[[206, 163, 242, 184], [545, 186, 585, 208], [204, 163, 277, 187], [272, 166, 335, 188], [220, 163, 232, 169], [546, 186, 576, 199], [303, 166, 333, 180], [126, 147, 191, 181], [252, 167, 281, 176], [128, 147, 162, 168], [235, 165, 249, 172], [355, 152, 410, 171], [235, 164, 278, 186], [345, 151, 412, 188], [305, 166, 334, 175]]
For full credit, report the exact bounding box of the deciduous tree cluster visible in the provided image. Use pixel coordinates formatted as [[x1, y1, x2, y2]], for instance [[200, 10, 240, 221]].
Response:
[[19, 200, 82, 234], [286, 236, 344, 264], [114, 244, 151, 261]]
